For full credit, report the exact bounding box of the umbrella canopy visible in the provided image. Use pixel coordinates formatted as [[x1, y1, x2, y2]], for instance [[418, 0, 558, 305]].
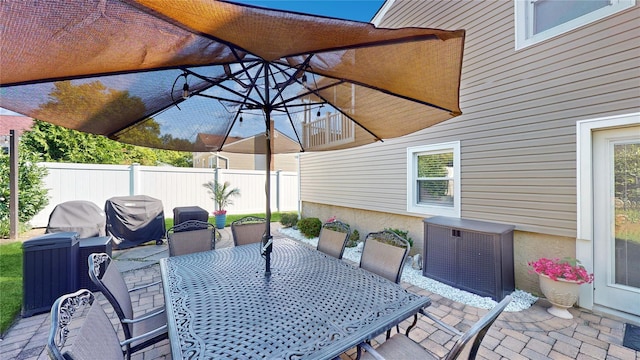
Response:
[[0, 0, 465, 274]]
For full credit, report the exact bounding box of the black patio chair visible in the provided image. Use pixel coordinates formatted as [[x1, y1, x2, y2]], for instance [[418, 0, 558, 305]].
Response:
[[231, 216, 267, 246], [166, 220, 216, 256], [316, 220, 350, 259], [360, 230, 410, 284], [48, 289, 125, 359], [359, 295, 513, 360], [88, 253, 167, 359]]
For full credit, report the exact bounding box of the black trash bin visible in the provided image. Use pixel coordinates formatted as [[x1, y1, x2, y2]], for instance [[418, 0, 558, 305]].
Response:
[[22, 232, 79, 317]]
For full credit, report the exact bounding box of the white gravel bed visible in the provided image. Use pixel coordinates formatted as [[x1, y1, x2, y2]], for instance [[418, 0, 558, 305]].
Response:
[[279, 227, 537, 312]]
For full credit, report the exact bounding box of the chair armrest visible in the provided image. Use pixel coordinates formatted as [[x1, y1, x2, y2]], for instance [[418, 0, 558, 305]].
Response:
[[121, 308, 165, 324], [120, 324, 168, 347], [420, 309, 464, 336], [359, 342, 386, 360], [129, 280, 162, 293]]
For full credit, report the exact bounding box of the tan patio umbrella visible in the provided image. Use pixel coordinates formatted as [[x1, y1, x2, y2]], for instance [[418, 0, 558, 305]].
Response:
[[0, 0, 465, 275]]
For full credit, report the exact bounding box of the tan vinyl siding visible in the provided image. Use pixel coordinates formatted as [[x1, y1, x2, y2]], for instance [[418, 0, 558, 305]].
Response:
[[300, 0, 640, 238]]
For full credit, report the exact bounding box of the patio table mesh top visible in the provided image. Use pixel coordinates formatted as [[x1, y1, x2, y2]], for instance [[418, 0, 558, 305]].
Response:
[[160, 238, 430, 359]]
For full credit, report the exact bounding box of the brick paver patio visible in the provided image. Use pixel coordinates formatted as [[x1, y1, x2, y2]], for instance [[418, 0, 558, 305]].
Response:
[[1, 227, 638, 360]]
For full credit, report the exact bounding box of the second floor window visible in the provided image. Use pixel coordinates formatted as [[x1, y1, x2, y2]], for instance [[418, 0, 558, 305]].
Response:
[[515, 0, 635, 49]]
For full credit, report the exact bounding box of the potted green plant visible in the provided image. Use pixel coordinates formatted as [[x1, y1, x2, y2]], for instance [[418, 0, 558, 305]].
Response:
[[203, 180, 240, 229], [528, 257, 594, 319]]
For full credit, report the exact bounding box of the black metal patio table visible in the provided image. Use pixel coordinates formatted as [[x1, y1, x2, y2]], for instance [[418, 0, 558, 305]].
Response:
[[160, 237, 431, 359]]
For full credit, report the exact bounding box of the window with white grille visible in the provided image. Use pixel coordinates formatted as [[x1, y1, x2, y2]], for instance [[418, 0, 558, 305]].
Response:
[[515, 0, 635, 50], [407, 142, 460, 217]]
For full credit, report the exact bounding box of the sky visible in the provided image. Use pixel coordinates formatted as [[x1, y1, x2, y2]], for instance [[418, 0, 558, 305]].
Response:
[[0, 1, 385, 116]]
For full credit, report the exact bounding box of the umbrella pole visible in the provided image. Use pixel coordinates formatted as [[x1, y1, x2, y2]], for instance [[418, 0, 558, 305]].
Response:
[[263, 122, 272, 276], [262, 65, 273, 276]]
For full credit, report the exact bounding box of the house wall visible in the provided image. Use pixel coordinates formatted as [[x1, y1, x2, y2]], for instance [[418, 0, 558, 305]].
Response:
[[299, 0, 640, 292], [193, 151, 298, 171]]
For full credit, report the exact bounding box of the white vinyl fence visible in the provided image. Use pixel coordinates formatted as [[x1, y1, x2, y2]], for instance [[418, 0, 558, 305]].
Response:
[[31, 162, 299, 228]]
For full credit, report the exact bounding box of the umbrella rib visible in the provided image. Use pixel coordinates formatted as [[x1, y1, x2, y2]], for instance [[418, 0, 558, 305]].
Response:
[[280, 105, 305, 153], [279, 33, 443, 60], [269, 55, 314, 104], [218, 63, 268, 151], [230, 48, 268, 106]]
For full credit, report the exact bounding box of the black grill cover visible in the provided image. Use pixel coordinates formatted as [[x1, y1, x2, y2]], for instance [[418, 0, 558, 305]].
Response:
[[45, 201, 106, 239], [105, 195, 165, 249]]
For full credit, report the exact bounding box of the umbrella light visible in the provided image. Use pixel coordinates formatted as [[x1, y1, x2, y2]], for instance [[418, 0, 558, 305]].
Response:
[[0, 0, 465, 275]]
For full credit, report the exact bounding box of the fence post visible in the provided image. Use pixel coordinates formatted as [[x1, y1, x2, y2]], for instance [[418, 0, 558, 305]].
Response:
[[276, 170, 282, 213], [130, 163, 140, 195], [213, 167, 219, 213], [9, 130, 19, 240]]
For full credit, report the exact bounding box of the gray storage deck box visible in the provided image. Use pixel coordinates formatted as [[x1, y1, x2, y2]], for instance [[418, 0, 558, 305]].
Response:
[[22, 232, 79, 317], [423, 216, 515, 301], [78, 236, 113, 292]]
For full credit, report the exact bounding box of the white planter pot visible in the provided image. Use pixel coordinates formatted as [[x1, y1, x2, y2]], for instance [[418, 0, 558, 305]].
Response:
[[538, 273, 580, 319]]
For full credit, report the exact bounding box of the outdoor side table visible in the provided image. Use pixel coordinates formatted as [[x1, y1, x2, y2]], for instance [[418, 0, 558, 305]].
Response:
[[160, 238, 430, 359], [172, 206, 208, 228]]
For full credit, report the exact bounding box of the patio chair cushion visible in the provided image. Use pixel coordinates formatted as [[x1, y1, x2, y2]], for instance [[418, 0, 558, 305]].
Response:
[[167, 221, 216, 256], [88, 253, 167, 358], [67, 299, 125, 360], [361, 333, 437, 360], [316, 221, 350, 259], [231, 217, 266, 246], [317, 228, 348, 259], [361, 295, 512, 360], [48, 289, 124, 360], [360, 231, 409, 284]]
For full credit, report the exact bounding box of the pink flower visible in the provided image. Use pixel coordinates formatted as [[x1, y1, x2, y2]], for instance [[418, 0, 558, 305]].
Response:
[[528, 257, 594, 284], [213, 209, 227, 216], [327, 216, 336, 223]]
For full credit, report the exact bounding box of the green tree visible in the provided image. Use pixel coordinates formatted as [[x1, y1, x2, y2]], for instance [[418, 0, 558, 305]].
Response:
[[0, 146, 49, 236], [28, 80, 193, 166], [417, 152, 452, 199], [615, 143, 640, 204], [21, 120, 192, 167], [20, 120, 128, 164]]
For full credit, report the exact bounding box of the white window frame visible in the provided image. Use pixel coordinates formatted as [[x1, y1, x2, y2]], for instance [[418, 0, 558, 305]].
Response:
[[406, 141, 461, 218], [515, 0, 635, 50]]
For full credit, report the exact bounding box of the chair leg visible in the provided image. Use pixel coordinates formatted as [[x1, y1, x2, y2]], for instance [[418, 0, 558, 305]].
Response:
[[405, 314, 419, 335]]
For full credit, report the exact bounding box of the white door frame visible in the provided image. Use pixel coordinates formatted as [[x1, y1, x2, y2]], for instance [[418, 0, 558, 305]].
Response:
[[576, 112, 640, 322]]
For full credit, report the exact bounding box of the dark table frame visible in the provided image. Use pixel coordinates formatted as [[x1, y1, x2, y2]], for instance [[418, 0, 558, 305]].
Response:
[[160, 238, 430, 359]]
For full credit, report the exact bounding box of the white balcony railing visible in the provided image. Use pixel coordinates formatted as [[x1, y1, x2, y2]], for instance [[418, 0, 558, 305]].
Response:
[[302, 112, 355, 149]]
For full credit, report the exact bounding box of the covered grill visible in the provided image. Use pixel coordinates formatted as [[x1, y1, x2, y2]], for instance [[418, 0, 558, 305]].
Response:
[[45, 200, 106, 239], [105, 195, 165, 249]]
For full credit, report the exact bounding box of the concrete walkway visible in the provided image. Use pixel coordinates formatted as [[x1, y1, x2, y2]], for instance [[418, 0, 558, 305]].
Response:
[[1, 225, 638, 360]]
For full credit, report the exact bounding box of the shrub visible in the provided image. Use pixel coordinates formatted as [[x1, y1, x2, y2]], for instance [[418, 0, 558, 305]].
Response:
[[346, 229, 360, 248], [0, 148, 49, 238], [323, 218, 348, 233], [297, 217, 321, 238], [280, 213, 299, 228], [385, 228, 413, 247]]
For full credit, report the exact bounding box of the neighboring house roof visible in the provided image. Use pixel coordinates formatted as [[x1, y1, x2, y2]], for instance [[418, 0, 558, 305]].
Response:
[[0, 115, 33, 150], [222, 129, 301, 154], [0, 115, 33, 136], [195, 133, 243, 150]]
